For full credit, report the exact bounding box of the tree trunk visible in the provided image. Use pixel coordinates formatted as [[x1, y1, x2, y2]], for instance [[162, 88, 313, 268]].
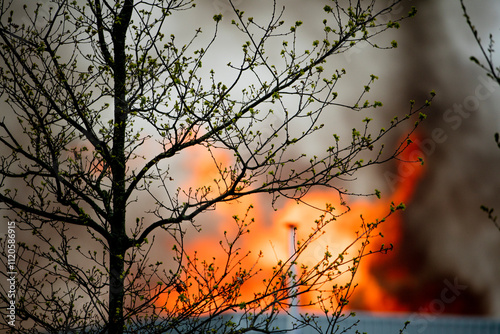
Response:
[[108, 242, 126, 333], [108, 1, 134, 332]]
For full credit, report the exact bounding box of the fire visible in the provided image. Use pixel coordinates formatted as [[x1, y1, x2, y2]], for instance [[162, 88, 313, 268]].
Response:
[[159, 137, 426, 314]]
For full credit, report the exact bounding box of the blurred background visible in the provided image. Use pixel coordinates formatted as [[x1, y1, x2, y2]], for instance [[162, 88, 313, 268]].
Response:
[[1, 0, 500, 325], [202, 0, 500, 319], [363, 0, 500, 317]]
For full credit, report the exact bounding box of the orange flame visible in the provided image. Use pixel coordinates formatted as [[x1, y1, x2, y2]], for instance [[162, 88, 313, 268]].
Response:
[[159, 137, 426, 314]]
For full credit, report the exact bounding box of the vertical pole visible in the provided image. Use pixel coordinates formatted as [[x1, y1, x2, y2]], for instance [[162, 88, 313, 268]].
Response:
[[287, 223, 300, 333]]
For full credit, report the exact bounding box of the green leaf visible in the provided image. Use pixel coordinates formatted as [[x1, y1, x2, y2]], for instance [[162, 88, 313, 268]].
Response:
[[409, 6, 418, 17]]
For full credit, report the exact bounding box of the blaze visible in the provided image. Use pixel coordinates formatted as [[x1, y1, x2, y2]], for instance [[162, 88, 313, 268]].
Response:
[[159, 137, 427, 314]]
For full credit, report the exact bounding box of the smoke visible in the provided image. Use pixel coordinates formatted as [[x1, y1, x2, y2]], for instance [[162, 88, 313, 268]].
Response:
[[2, 0, 500, 319], [130, 0, 500, 317], [185, 0, 500, 317], [375, 0, 500, 316]]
